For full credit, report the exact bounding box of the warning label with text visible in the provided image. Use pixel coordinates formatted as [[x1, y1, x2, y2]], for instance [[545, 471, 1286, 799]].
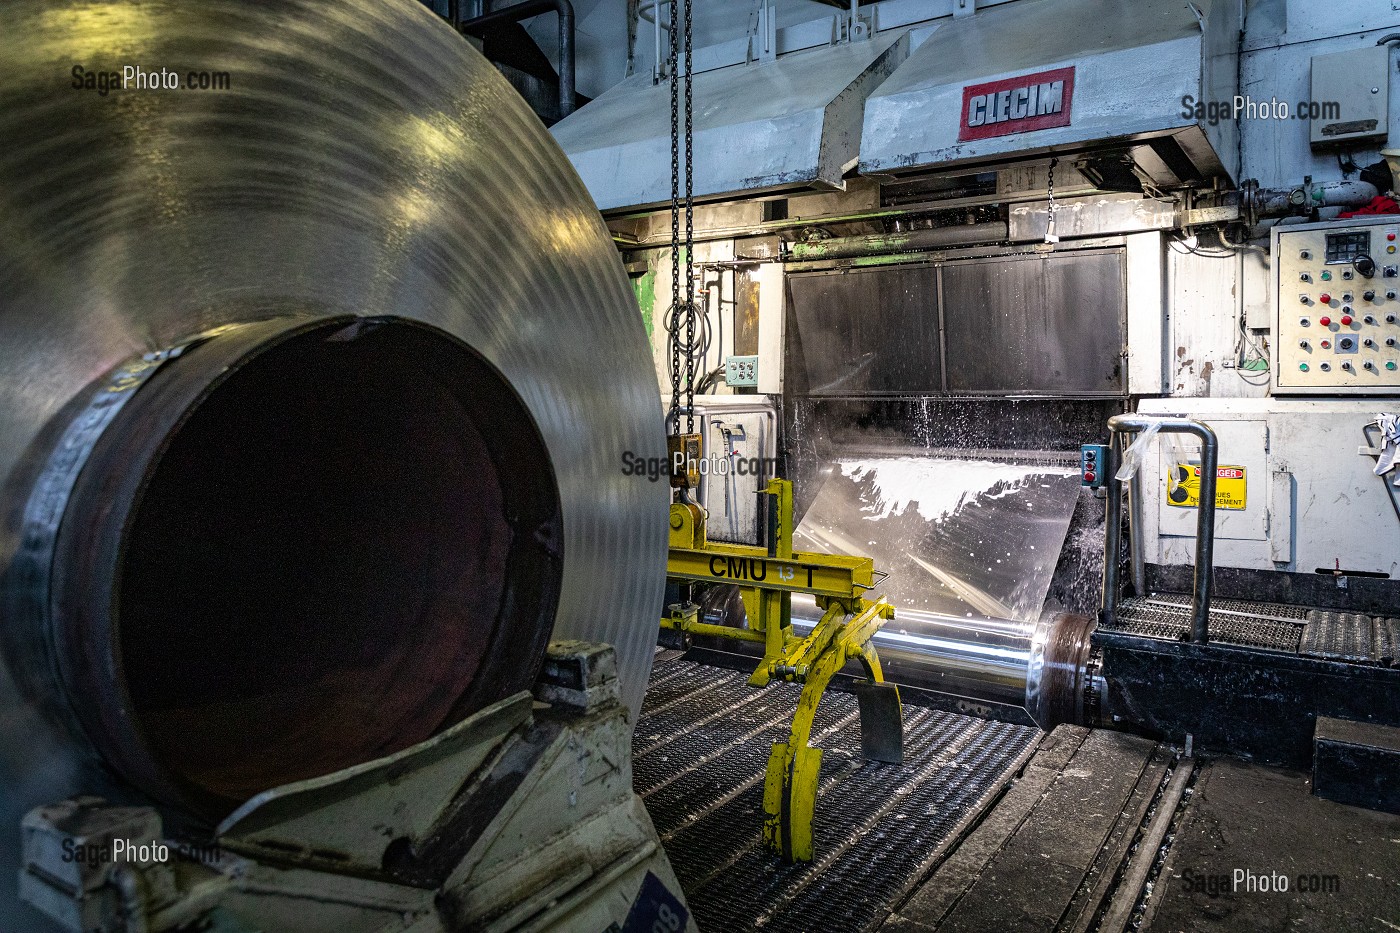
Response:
[[1166, 464, 1247, 511]]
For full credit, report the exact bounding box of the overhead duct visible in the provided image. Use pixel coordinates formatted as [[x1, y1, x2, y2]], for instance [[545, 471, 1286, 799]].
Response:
[[0, 0, 666, 925], [552, 31, 909, 212], [860, 0, 1241, 185]]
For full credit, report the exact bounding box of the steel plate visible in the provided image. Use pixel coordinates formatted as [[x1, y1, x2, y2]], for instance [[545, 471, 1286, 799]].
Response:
[[0, 1, 665, 924]]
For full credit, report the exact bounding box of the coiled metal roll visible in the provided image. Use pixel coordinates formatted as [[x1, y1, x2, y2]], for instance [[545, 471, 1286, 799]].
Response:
[[0, 1, 666, 923]]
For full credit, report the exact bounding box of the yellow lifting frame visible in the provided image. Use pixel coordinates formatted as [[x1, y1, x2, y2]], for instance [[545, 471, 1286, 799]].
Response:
[[661, 478, 903, 862]]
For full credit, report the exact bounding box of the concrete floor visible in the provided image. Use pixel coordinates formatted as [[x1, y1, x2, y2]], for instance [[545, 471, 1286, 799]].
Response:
[[884, 726, 1400, 933]]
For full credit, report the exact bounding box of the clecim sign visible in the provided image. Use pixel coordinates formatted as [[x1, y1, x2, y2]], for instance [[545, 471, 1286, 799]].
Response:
[[959, 66, 1075, 141]]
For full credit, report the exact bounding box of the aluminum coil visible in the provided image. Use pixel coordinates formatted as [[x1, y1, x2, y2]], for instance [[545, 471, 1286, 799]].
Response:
[[0, 0, 666, 922]]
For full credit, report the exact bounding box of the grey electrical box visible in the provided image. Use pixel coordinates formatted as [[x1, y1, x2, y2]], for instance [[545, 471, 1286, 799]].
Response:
[[1310, 46, 1389, 148]]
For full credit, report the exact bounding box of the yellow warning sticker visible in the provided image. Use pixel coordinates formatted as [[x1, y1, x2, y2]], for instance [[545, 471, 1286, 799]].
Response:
[[1166, 464, 1247, 511]]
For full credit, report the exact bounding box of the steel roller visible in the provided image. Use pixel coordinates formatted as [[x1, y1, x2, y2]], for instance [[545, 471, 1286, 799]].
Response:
[[0, 1, 666, 924]]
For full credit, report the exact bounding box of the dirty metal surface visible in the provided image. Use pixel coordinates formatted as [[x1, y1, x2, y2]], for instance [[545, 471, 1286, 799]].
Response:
[[1107, 595, 1305, 652], [1300, 610, 1378, 664], [634, 654, 1039, 933]]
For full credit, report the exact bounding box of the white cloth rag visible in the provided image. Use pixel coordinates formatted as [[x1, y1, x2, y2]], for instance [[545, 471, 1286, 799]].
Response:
[[1375, 413, 1400, 486]]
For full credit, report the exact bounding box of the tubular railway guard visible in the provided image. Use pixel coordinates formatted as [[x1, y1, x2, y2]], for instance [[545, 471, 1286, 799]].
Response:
[[662, 478, 903, 861]]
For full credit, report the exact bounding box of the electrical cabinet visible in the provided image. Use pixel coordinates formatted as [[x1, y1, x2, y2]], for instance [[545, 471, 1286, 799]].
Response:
[[1272, 216, 1400, 396], [1309, 46, 1388, 148]]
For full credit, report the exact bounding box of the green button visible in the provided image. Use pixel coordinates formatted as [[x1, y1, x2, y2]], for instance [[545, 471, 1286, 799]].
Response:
[[1388, 361, 1397, 371], [1299, 362, 1309, 371], [1321, 271, 1332, 280]]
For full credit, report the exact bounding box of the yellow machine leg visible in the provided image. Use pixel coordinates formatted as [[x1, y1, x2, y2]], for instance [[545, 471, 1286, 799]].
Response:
[[762, 598, 899, 862]]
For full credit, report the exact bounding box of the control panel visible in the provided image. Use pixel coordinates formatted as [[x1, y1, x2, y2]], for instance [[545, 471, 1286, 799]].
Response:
[[1080, 444, 1108, 489], [725, 354, 759, 387], [1273, 216, 1400, 395]]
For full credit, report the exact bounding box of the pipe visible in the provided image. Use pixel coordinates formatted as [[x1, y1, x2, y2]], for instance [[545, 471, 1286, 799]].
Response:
[[1106, 415, 1218, 643], [1128, 460, 1147, 597], [460, 0, 576, 118], [697, 587, 1098, 729], [1251, 180, 1379, 218], [1100, 433, 1124, 621], [785, 222, 1009, 261]]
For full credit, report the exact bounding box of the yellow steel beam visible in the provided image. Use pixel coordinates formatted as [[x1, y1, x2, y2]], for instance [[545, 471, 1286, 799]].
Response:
[[666, 544, 874, 599]]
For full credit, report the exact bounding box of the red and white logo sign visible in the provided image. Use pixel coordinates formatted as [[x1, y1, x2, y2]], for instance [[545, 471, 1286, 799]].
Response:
[[959, 66, 1075, 141]]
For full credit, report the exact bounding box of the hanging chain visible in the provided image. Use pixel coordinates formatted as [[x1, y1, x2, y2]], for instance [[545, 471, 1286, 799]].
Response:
[[683, 0, 695, 434], [666, 0, 682, 433], [1044, 157, 1060, 244]]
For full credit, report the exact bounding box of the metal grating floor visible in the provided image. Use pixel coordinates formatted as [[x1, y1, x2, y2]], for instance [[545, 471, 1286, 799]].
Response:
[[1105, 595, 1306, 652], [634, 654, 1040, 933]]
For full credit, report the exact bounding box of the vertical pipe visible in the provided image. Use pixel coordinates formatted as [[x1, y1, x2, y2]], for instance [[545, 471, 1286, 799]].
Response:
[[1100, 434, 1123, 624], [1128, 467, 1146, 597], [1190, 425, 1218, 643]]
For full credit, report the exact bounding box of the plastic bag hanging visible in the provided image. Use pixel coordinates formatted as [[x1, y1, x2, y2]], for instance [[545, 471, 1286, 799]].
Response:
[[1115, 421, 1161, 482]]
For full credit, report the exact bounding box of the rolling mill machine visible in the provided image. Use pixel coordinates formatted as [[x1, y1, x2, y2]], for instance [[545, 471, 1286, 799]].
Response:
[[5, 0, 1400, 930], [547, 0, 1400, 898]]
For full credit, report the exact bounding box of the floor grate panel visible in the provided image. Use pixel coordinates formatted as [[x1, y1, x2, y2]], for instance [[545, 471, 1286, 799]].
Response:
[[635, 655, 1039, 933]]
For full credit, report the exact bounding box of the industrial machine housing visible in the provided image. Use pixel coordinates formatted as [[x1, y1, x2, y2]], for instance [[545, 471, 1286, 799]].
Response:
[[2, 0, 1400, 931]]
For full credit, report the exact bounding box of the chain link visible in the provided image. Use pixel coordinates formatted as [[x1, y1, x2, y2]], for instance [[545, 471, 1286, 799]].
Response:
[[1044, 156, 1059, 244], [683, 0, 695, 434], [667, 0, 682, 431]]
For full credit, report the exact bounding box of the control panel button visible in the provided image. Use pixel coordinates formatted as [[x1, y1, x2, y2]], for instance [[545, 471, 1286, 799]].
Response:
[[1080, 444, 1108, 489], [1365, 315, 1378, 325], [1319, 316, 1332, 326], [1319, 294, 1332, 305], [1321, 339, 1332, 348], [1321, 271, 1333, 281], [1389, 361, 1398, 371], [1299, 362, 1310, 371], [1320, 362, 1332, 371], [1364, 361, 1375, 371], [1364, 290, 1376, 302], [1365, 338, 1377, 348], [1341, 314, 1353, 325]]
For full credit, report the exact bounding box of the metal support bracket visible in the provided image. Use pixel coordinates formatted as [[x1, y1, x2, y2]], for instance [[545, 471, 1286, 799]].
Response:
[[664, 479, 902, 861]]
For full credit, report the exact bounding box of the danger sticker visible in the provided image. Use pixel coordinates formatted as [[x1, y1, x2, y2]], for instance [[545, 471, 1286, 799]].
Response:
[[1166, 464, 1247, 511]]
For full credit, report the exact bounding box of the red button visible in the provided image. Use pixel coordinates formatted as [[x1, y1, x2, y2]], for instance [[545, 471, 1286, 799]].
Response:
[[1320, 294, 1332, 304], [1321, 339, 1332, 348], [1390, 233, 1397, 241], [1319, 316, 1332, 326], [1084, 471, 1096, 483], [1341, 314, 1353, 325]]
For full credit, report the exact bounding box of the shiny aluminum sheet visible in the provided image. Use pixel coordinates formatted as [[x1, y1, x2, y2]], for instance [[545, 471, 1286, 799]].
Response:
[[0, 2, 665, 925], [795, 455, 1081, 622]]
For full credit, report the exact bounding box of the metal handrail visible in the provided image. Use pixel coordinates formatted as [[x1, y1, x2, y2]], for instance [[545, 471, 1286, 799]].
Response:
[[1103, 415, 1219, 644]]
